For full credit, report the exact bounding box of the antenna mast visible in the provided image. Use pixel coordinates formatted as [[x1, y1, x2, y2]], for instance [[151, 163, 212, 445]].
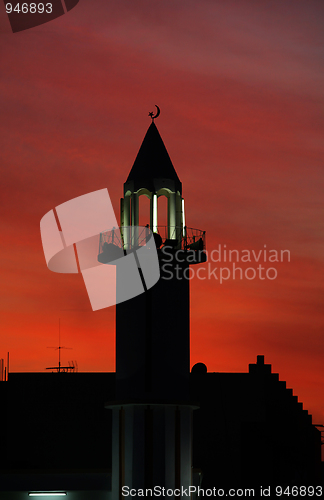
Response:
[[46, 319, 75, 373]]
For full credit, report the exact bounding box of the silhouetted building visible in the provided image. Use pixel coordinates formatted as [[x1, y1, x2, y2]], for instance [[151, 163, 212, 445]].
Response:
[[0, 119, 321, 499], [191, 356, 322, 489], [0, 357, 321, 498]]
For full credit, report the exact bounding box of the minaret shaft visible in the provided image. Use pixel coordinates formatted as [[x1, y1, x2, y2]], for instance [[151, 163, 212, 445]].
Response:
[[116, 257, 190, 401]]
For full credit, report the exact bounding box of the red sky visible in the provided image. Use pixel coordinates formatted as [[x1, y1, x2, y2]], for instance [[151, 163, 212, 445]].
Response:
[[0, 1, 324, 429]]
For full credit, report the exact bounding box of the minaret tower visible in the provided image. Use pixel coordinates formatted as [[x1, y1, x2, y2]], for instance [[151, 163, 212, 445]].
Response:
[[106, 112, 206, 498]]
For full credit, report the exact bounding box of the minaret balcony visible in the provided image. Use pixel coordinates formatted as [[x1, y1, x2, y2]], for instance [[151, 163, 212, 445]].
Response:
[[98, 226, 206, 264]]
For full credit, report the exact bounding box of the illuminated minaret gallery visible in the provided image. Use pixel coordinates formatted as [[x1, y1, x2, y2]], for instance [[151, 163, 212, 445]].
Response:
[[105, 114, 206, 497]]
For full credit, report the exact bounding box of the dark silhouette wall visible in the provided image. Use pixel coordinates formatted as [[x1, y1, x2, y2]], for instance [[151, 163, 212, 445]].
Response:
[[0, 357, 322, 493], [191, 356, 322, 488]]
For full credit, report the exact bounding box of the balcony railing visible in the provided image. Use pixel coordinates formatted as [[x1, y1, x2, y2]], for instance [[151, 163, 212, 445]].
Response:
[[99, 226, 206, 256]]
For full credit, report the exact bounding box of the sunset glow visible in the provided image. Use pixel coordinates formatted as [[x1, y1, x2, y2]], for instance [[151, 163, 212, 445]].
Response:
[[0, 0, 323, 432]]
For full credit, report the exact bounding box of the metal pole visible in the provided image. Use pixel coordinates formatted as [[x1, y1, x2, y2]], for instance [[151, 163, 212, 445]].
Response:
[[59, 319, 61, 373]]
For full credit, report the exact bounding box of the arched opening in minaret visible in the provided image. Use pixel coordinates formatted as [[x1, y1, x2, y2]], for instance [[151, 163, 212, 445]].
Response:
[[138, 192, 151, 228], [157, 194, 168, 239]]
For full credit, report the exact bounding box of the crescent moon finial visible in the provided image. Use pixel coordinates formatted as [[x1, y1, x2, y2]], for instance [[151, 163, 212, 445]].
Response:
[[148, 105, 161, 121]]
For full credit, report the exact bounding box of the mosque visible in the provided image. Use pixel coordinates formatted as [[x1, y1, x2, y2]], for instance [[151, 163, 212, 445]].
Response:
[[0, 116, 322, 499]]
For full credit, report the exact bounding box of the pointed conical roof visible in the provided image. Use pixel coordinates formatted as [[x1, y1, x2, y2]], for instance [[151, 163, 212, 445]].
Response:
[[125, 122, 182, 194]]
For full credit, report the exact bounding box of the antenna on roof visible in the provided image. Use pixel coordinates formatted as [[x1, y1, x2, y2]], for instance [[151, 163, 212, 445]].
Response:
[[46, 318, 75, 373], [0, 353, 10, 382]]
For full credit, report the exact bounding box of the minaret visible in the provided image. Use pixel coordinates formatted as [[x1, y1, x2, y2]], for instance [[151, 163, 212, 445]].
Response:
[[106, 113, 206, 498], [122, 119, 183, 243]]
